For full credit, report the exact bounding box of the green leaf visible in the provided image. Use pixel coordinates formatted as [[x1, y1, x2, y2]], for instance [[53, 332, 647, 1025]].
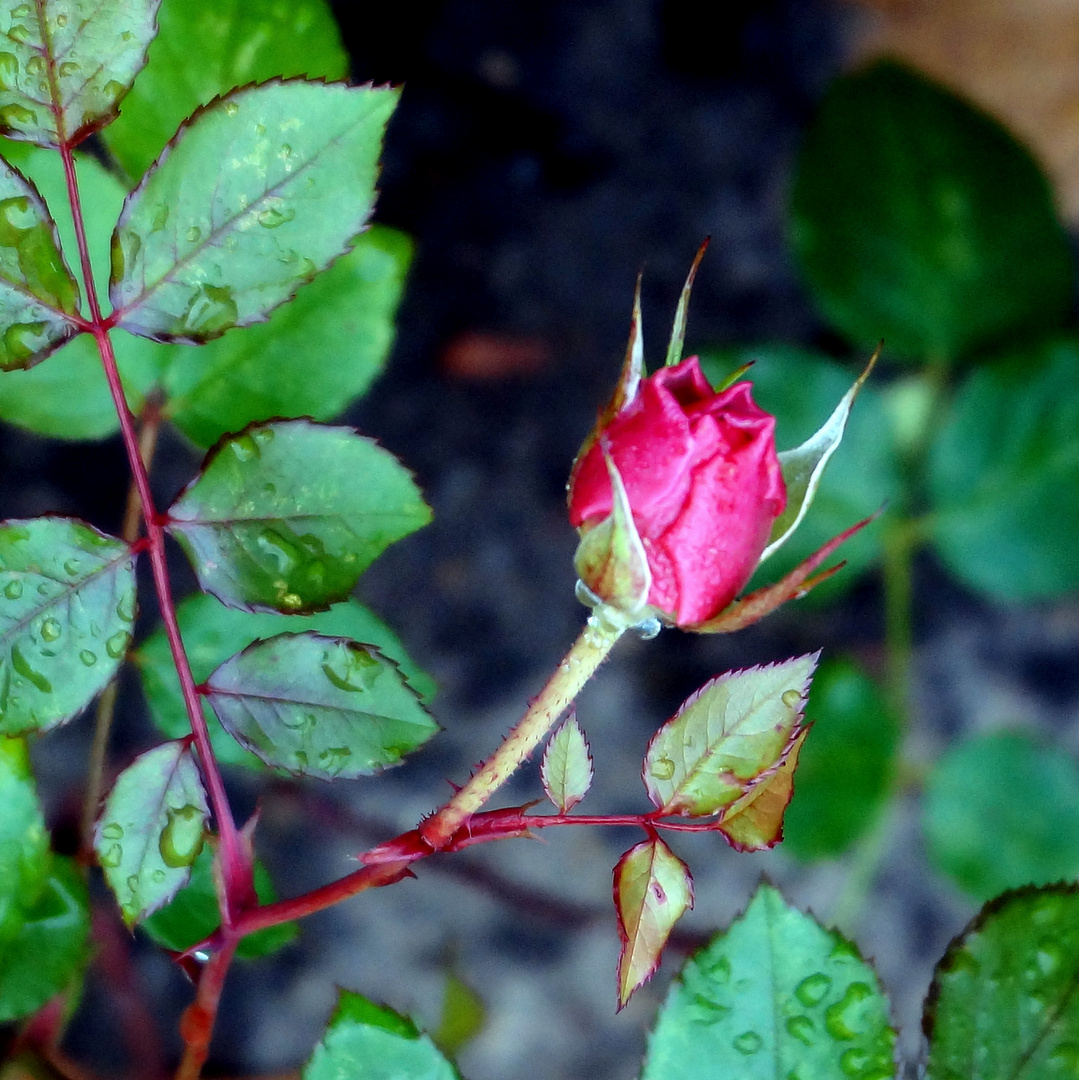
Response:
[[540, 711, 593, 813], [0, 735, 48, 949], [0, 517, 136, 735], [644, 654, 816, 817], [783, 657, 899, 861], [432, 971, 486, 1059], [642, 883, 895, 1080], [927, 335, 1079, 601], [166, 419, 431, 614], [615, 836, 693, 1008], [99, 0, 348, 184], [95, 740, 209, 926], [141, 842, 296, 960], [0, 0, 157, 148], [926, 884, 1079, 1080], [923, 730, 1079, 902], [162, 226, 412, 447], [110, 81, 398, 343], [303, 989, 460, 1080], [0, 855, 90, 1023], [136, 592, 435, 771], [204, 633, 438, 779], [0, 157, 80, 370], [790, 61, 1073, 363], [701, 347, 898, 602]]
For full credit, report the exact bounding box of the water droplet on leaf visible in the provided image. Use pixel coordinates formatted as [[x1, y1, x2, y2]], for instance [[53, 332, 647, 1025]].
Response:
[[322, 647, 381, 693], [58, 61, 79, 78], [186, 226, 202, 243], [824, 982, 874, 1041], [24, 55, 43, 76], [256, 529, 299, 574], [159, 805, 205, 868], [0, 53, 18, 92], [4, 579, 22, 599], [7, 25, 32, 44], [224, 100, 238, 116], [116, 594, 136, 623], [229, 434, 260, 462], [102, 80, 125, 103], [63, 558, 80, 576], [0, 102, 36, 128], [786, 1015, 816, 1047], [105, 631, 130, 659], [733, 1032, 762, 1055], [11, 643, 50, 692], [100, 843, 122, 867], [795, 972, 832, 1007], [55, 12, 68, 26], [782, 689, 801, 709], [650, 756, 675, 781], [181, 283, 237, 336], [3, 321, 49, 365], [257, 205, 295, 229], [79, 649, 96, 666], [839, 1048, 870, 1077]]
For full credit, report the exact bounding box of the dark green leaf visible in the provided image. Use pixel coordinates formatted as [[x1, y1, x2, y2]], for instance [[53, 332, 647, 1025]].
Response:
[[167, 419, 431, 613], [926, 884, 1079, 1080], [0, 855, 90, 1022], [783, 657, 899, 861], [303, 989, 460, 1080], [95, 740, 209, 925], [110, 81, 398, 343], [163, 227, 412, 446], [204, 633, 438, 779], [927, 335, 1079, 600], [0, 156, 79, 370], [99, 0, 348, 184], [790, 61, 1073, 362], [136, 592, 436, 771], [0, 517, 136, 735], [0, 0, 157, 148], [701, 347, 898, 602], [642, 883, 895, 1080], [923, 730, 1079, 901], [141, 842, 297, 960], [0, 735, 48, 949]]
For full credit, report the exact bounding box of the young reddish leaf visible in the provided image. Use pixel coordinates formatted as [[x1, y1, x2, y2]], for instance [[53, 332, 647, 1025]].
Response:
[[0, 0, 157, 148], [0, 517, 136, 735], [202, 632, 438, 780], [643, 653, 817, 817], [540, 711, 594, 812], [94, 741, 209, 926], [0, 159, 80, 369], [166, 419, 431, 614], [717, 725, 809, 852], [110, 80, 398, 343], [614, 836, 693, 1009]]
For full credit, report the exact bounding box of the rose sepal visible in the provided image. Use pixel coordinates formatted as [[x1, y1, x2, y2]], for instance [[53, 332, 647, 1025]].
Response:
[[689, 511, 879, 634], [663, 237, 709, 367]]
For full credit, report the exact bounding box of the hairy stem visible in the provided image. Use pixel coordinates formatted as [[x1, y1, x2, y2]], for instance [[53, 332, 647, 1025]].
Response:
[[59, 143, 252, 922]]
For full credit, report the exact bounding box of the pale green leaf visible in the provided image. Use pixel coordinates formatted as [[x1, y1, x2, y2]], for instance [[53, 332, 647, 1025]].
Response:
[[540, 712, 593, 813]]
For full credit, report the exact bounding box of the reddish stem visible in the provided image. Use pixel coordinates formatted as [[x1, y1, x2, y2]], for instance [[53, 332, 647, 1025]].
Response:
[[174, 940, 239, 1080]]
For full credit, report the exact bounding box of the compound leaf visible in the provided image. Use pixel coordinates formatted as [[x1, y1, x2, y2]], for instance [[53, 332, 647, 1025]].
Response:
[[95, 740, 209, 926], [0, 517, 136, 735], [110, 80, 398, 343], [203, 632, 438, 780], [166, 419, 431, 614], [642, 883, 895, 1080], [0, 0, 157, 148]]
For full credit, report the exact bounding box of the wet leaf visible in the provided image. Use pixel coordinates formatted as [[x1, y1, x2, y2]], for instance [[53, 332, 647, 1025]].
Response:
[[94, 740, 209, 926], [99, 0, 347, 184], [110, 80, 398, 343], [540, 711, 594, 813], [0, 855, 90, 1023], [614, 836, 693, 1008], [0, 0, 157, 148], [927, 335, 1079, 600], [204, 633, 439, 780], [923, 730, 1079, 901], [303, 989, 460, 1080], [162, 227, 412, 446], [0, 736, 48, 949], [642, 883, 895, 1080], [783, 657, 899, 861], [644, 654, 817, 817], [0, 517, 136, 735], [790, 61, 1073, 362], [136, 591, 436, 771], [0, 157, 79, 370], [926, 884, 1079, 1080], [141, 842, 296, 960], [167, 419, 431, 614]]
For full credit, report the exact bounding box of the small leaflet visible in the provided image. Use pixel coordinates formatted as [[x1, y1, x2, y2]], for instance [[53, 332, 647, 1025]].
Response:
[[94, 740, 209, 926], [540, 711, 594, 813], [614, 836, 693, 1009], [644, 654, 817, 817]]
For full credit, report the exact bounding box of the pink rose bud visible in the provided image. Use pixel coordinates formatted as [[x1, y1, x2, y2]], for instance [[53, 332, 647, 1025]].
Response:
[[568, 356, 787, 628]]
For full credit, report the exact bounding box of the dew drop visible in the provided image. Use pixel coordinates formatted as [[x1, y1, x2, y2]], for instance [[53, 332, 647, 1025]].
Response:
[[119, 29, 132, 40], [256, 529, 299, 574], [186, 226, 202, 243], [55, 12, 68, 26], [322, 646, 381, 693], [11, 643, 51, 692], [79, 649, 97, 666], [126, 874, 139, 895], [24, 55, 43, 76], [149, 204, 169, 233], [280, 143, 292, 157], [37, 582, 49, 595], [781, 689, 801, 709], [58, 61, 79, 78], [116, 594, 136, 623], [63, 558, 80, 576], [252, 426, 275, 445], [101, 822, 124, 840], [4, 579, 22, 599], [279, 591, 303, 610], [3, 320, 49, 364], [254, 122, 266, 136], [839, 1048, 870, 1077], [151, 869, 167, 884], [10, 4, 31, 17], [282, 709, 315, 732], [159, 805, 206, 868], [688, 995, 730, 1025], [257, 205, 295, 229], [99, 843, 122, 867], [733, 1031, 762, 1055], [317, 746, 352, 776], [229, 434, 260, 462], [7, 24, 32, 44], [650, 756, 676, 781], [224, 100, 239, 116], [794, 972, 832, 1007], [824, 982, 874, 1041], [105, 631, 131, 659], [293, 750, 308, 769], [0, 53, 18, 92], [785, 1015, 816, 1047], [701, 952, 731, 984], [181, 283, 237, 335], [102, 80, 125, 102]]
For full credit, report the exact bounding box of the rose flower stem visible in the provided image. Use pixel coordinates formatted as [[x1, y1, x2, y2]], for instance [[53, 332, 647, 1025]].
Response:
[[420, 616, 624, 849]]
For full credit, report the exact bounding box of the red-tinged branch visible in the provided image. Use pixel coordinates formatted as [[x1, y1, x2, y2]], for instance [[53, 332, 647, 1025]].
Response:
[[173, 939, 238, 1080], [58, 142, 252, 924]]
